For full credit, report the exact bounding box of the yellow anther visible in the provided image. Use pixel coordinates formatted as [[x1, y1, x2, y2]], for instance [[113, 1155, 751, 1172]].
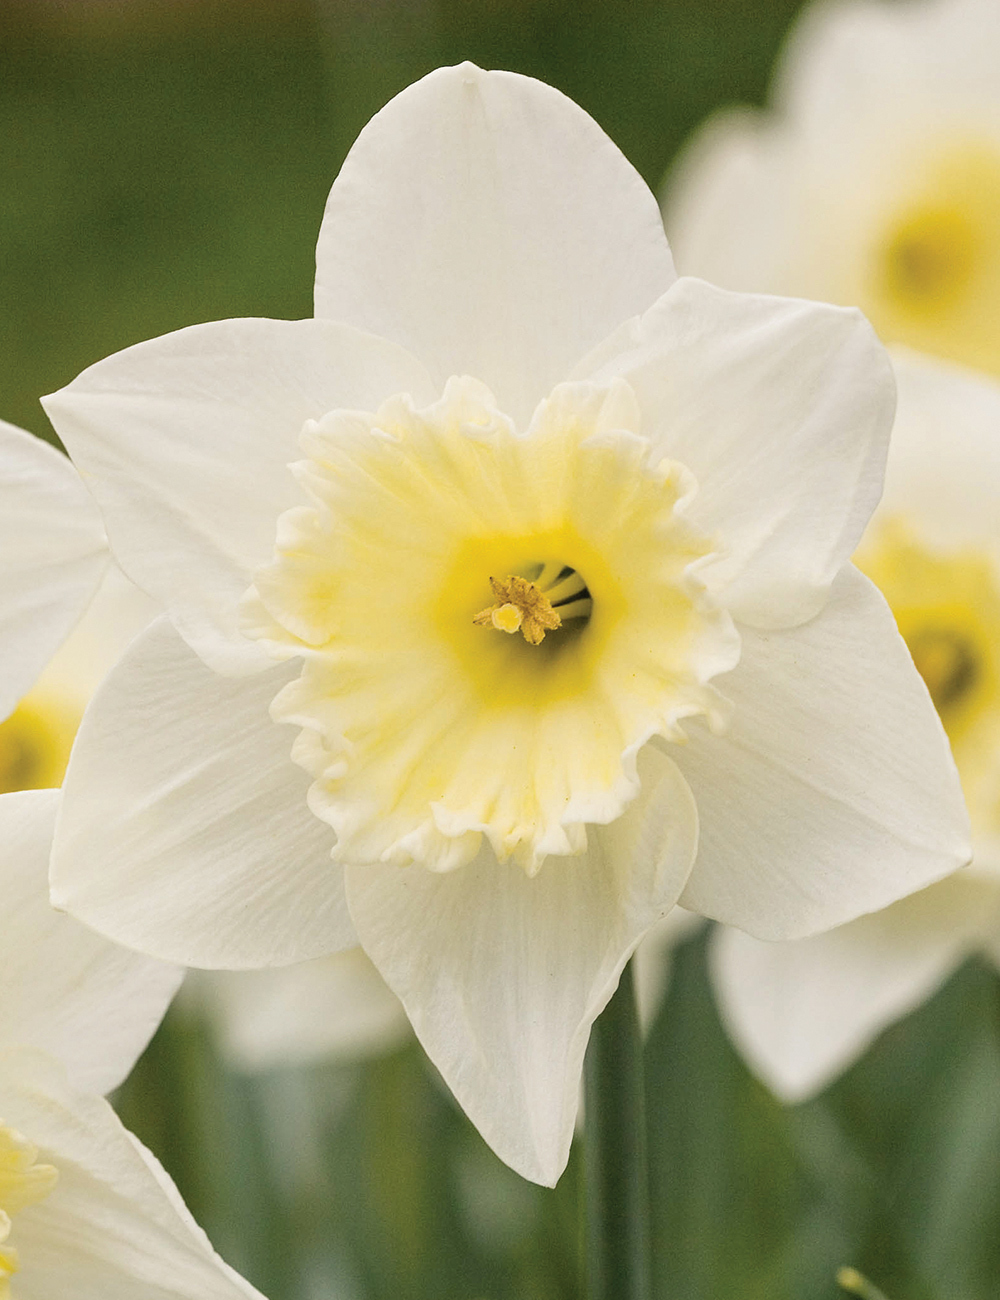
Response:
[[474, 576, 562, 645]]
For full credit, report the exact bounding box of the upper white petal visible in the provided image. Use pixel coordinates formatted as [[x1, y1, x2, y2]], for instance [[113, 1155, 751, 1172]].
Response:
[[678, 565, 970, 938], [588, 277, 895, 629], [0, 789, 181, 1094], [314, 62, 675, 428], [42, 318, 436, 676], [0, 420, 108, 720], [0, 1046, 265, 1300], [345, 745, 698, 1185], [51, 617, 356, 968], [710, 870, 998, 1102]]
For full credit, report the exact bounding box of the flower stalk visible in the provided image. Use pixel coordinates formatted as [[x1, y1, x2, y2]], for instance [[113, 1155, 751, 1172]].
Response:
[[583, 958, 651, 1300]]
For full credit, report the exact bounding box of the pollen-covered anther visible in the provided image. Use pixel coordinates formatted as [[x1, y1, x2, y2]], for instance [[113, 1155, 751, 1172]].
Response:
[[474, 576, 562, 645]]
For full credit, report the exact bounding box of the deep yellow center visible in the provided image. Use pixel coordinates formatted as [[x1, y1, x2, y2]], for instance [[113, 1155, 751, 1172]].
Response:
[[862, 140, 1000, 375], [857, 518, 1000, 838], [0, 691, 80, 795]]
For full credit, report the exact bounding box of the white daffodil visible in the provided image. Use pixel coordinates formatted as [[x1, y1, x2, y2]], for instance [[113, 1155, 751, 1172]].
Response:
[[42, 63, 968, 1184], [663, 0, 1000, 377], [711, 351, 1000, 1102]]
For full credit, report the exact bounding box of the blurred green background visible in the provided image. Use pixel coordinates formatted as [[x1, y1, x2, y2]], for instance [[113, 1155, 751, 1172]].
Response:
[[5, 1, 1000, 1297]]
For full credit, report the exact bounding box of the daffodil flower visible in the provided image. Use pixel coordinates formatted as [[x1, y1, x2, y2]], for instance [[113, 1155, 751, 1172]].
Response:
[[42, 64, 968, 1183], [663, 0, 1000, 376], [711, 351, 1000, 1101], [0, 786, 266, 1298]]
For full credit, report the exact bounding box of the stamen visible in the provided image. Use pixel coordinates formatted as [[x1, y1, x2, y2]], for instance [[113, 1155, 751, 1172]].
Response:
[[474, 576, 562, 645]]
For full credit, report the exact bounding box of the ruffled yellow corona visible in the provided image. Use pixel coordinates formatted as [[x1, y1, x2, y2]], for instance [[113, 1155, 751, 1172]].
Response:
[[244, 375, 739, 875], [0, 1123, 57, 1298]]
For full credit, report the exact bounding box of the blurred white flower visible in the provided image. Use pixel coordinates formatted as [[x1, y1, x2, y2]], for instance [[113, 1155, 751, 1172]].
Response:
[[663, 0, 1000, 376], [711, 351, 1000, 1101], [43, 63, 967, 1183]]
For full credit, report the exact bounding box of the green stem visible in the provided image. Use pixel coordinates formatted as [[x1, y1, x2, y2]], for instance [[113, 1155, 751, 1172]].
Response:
[[583, 958, 651, 1300]]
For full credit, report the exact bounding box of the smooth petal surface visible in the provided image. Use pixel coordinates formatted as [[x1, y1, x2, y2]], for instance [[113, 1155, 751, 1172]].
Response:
[[878, 349, 1000, 555], [42, 319, 436, 675], [345, 745, 698, 1185], [0, 421, 108, 720], [0, 789, 181, 1094], [314, 62, 675, 428], [677, 565, 969, 939], [0, 1046, 266, 1300], [662, 108, 789, 291], [588, 278, 895, 629], [200, 949, 409, 1072], [710, 872, 998, 1101], [52, 617, 355, 968]]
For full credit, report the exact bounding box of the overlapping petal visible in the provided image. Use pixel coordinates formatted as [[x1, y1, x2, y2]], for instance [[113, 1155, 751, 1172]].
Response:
[[314, 62, 675, 427], [51, 618, 355, 968], [0, 421, 108, 721], [710, 872, 997, 1101], [677, 565, 969, 938], [0, 789, 181, 1094], [586, 277, 895, 629], [0, 1046, 266, 1300], [42, 319, 436, 675], [344, 746, 697, 1185]]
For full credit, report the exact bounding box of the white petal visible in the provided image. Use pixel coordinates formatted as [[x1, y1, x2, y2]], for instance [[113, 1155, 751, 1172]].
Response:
[[0, 1046, 265, 1300], [632, 907, 704, 1032], [0, 790, 181, 1094], [878, 348, 1000, 554], [661, 107, 789, 291], [314, 62, 675, 428], [0, 421, 108, 720], [198, 948, 409, 1073], [710, 871, 999, 1102], [345, 745, 697, 1185], [678, 565, 970, 938], [42, 319, 436, 675], [590, 277, 895, 629], [52, 617, 355, 968]]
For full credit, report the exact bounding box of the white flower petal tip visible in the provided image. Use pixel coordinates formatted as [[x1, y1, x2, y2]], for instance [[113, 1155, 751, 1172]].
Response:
[[0, 420, 109, 723], [661, 0, 1000, 379], [50, 617, 357, 969], [678, 566, 970, 941], [709, 870, 999, 1101], [315, 63, 675, 426], [246, 374, 736, 879], [0, 789, 181, 1095], [345, 745, 698, 1185], [586, 277, 897, 631], [0, 1045, 266, 1299], [41, 318, 437, 677]]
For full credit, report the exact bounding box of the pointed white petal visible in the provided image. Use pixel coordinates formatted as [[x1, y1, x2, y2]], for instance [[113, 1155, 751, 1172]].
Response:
[[0, 1046, 265, 1300], [678, 565, 969, 939], [345, 745, 697, 1185], [590, 278, 895, 629], [199, 948, 409, 1072], [0, 421, 108, 720], [314, 63, 675, 428], [42, 319, 435, 675], [710, 871, 999, 1101], [52, 617, 355, 968], [0, 790, 181, 1094]]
